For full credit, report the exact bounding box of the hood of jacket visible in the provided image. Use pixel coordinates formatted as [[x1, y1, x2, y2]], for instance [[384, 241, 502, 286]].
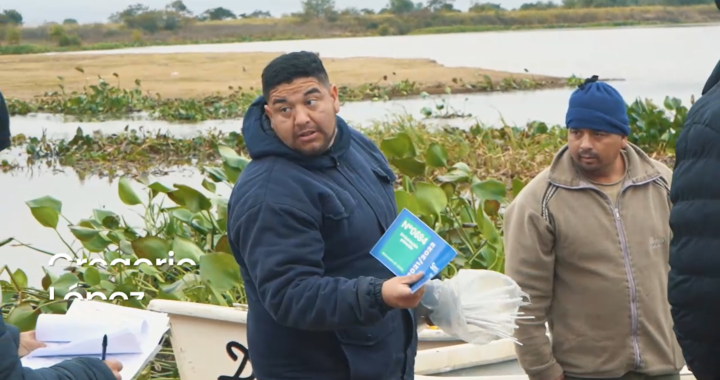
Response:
[[702, 58, 720, 96], [241, 95, 352, 170]]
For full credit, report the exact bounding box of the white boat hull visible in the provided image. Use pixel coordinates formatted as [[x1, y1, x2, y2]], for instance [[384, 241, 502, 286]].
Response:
[[147, 300, 695, 380]]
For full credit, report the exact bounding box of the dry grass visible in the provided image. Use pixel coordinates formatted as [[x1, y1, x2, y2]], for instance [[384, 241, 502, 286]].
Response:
[[0, 52, 565, 100]]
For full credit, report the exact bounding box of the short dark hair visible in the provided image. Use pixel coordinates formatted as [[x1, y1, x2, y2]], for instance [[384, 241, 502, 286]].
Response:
[[261, 51, 331, 100]]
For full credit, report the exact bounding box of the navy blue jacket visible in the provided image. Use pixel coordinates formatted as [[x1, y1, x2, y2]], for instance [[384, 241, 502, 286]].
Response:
[[227, 96, 417, 380], [0, 89, 9, 152], [668, 58, 720, 380], [0, 313, 117, 380]]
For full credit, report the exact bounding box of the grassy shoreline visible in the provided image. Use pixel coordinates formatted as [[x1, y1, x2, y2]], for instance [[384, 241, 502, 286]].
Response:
[[2, 5, 718, 56]]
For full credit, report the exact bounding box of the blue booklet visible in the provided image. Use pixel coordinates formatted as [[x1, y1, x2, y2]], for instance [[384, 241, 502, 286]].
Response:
[[369, 208, 458, 293]]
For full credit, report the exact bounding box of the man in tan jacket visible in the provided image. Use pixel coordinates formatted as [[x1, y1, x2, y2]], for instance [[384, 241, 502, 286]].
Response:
[[504, 76, 684, 380]]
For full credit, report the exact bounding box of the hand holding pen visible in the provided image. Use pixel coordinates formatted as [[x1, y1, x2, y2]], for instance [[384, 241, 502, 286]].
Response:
[[101, 334, 123, 380]]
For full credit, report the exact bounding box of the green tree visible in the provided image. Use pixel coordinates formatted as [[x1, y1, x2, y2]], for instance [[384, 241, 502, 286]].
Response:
[[62, 18, 79, 25], [199, 7, 237, 21], [109, 4, 150, 23], [5, 27, 20, 44], [469, 1, 504, 11], [238, 10, 272, 18], [124, 10, 185, 33], [519, 1, 559, 9], [0, 10, 23, 25], [47, 24, 81, 46], [301, 0, 337, 18], [387, 0, 417, 14], [426, 0, 457, 11], [166, 0, 192, 16], [340, 7, 362, 15], [48, 24, 65, 42]]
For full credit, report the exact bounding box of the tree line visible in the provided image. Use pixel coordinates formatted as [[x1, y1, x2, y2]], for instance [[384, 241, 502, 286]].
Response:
[[1, 0, 714, 30], [0, 0, 713, 47]]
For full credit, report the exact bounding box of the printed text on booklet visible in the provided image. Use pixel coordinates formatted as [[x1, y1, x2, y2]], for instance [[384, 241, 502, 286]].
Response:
[[370, 209, 457, 292]]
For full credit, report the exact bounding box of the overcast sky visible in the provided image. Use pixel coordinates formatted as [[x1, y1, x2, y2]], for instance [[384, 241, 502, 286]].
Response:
[[7, 0, 534, 26]]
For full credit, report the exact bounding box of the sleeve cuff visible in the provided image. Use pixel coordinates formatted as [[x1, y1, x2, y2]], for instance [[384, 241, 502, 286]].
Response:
[[371, 278, 392, 315], [73, 357, 117, 378]]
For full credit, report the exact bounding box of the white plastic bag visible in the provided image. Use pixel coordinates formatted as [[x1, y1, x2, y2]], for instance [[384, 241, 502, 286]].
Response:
[[418, 269, 532, 345]]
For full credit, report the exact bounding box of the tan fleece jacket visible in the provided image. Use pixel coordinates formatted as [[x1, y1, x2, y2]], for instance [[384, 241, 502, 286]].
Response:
[[503, 143, 684, 380]]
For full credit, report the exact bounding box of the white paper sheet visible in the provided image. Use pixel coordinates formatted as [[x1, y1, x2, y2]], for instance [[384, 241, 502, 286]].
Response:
[[27, 329, 143, 357], [35, 313, 148, 342], [21, 300, 170, 379]]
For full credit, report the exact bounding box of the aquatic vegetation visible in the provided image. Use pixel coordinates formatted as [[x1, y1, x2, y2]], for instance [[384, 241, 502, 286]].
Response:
[[3, 94, 686, 178], [4, 69, 576, 122]]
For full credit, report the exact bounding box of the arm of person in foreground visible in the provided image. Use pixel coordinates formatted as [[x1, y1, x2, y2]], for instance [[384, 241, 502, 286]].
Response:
[[0, 315, 119, 380], [503, 197, 562, 380], [0, 89, 10, 152], [668, 120, 720, 380], [231, 201, 392, 331]]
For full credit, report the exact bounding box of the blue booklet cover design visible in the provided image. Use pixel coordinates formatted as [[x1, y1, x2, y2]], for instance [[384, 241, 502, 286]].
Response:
[[369, 208, 458, 293]]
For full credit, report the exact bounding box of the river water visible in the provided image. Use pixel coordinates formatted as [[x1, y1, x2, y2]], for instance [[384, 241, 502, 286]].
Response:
[[3, 24, 719, 286]]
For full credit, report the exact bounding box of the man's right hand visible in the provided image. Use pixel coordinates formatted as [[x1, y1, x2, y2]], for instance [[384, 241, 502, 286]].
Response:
[[104, 360, 123, 380], [381, 273, 426, 309]]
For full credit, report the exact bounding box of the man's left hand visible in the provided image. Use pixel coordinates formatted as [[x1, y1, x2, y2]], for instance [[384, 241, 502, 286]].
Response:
[[18, 330, 46, 357]]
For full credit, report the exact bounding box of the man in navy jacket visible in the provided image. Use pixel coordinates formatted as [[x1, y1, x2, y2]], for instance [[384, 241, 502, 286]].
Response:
[[227, 51, 426, 380], [668, 17, 720, 380]]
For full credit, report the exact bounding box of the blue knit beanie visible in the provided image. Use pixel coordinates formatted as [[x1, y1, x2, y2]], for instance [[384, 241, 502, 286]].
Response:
[[565, 75, 630, 136]]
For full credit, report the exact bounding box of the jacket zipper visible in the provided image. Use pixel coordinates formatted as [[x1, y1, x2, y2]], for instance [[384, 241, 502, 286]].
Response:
[[333, 156, 414, 378], [611, 193, 641, 370], [551, 175, 659, 370]]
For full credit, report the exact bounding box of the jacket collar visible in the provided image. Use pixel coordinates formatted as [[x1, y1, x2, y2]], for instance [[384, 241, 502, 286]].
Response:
[[547, 142, 661, 189]]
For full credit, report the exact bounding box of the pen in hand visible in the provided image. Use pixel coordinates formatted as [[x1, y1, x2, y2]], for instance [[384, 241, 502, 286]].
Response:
[[101, 334, 107, 361]]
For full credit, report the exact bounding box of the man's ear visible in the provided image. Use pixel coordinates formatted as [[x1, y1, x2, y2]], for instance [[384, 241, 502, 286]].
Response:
[[264, 104, 272, 118], [621, 135, 628, 148], [330, 84, 339, 113]]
